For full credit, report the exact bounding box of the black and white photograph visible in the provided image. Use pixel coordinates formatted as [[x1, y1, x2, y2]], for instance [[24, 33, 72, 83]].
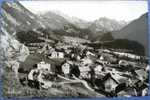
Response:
[[0, 0, 149, 98]]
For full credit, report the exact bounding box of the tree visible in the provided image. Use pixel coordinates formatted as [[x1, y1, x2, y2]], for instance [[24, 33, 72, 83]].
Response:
[[99, 32, 114, 41]]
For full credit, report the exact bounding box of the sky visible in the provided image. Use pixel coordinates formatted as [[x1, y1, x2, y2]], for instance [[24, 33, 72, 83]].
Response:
[[20, 0, 148, 22]]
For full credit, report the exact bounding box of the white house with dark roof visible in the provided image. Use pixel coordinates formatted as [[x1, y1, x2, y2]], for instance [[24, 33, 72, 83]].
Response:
[[61, 61, 71, 75], [37, 61, 51, 71]]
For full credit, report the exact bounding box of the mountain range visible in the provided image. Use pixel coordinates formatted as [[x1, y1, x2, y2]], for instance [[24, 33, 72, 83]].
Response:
[[40, 10, 128, 32]]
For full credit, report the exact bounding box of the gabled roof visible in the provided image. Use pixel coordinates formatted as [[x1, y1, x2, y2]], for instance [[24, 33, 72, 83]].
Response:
[[103, 73, 119, 84], [118, 87, 137, 96], [135, 69, 147, 78]]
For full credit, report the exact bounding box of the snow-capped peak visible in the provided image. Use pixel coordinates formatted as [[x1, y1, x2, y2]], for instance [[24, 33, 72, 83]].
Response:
[[89, 17, 128, 33]]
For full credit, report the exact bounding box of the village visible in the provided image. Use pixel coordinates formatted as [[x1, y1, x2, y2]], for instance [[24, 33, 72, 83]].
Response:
[[16, 36, 149, 98], [1, 0, 149, 98]]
